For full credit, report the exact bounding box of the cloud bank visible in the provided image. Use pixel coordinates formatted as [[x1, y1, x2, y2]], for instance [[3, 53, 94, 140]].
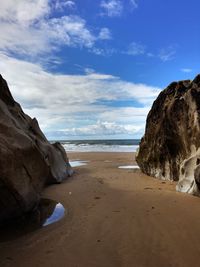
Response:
[[0, 53, 160, 139], [0, 0, 163, 139], [0, 0, 111, 58]]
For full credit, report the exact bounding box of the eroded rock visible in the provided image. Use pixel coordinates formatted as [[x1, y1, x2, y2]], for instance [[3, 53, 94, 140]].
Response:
[[136, 74, 200, 195], [0, 75, 73, 223]]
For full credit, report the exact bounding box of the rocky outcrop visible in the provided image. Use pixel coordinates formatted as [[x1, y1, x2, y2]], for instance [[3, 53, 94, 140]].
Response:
[[0, 75, 73, 224], [136, 74, 200, 196]]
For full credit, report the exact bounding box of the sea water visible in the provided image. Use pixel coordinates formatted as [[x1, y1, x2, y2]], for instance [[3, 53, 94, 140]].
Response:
[[52, 139, 140, 153]]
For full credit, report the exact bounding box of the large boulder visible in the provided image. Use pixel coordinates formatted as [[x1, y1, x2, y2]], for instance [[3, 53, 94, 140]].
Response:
[[0, 75, 73, 223], [136, 74, 200, 196]]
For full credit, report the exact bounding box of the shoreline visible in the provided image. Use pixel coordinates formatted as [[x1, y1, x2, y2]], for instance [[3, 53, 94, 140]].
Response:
[[1, 152, 200, 267]]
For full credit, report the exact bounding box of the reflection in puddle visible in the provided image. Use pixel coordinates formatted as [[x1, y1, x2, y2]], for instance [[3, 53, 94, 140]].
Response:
[[0, 199, 65, 242], [43, 202, 65, 227], [118, 165, 140, 169], [69, 160, 89, 167]]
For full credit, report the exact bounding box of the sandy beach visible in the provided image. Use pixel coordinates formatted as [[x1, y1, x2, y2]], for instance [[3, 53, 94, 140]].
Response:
[[1, 152, 200, 267]]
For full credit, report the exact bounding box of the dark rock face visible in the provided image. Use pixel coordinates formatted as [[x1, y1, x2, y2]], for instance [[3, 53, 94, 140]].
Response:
[[136, 75, 200, 195], [0, 75, 73, 223]]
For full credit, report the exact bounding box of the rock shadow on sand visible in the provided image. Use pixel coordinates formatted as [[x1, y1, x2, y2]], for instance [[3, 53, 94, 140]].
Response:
[[0, 198, 65, 242]]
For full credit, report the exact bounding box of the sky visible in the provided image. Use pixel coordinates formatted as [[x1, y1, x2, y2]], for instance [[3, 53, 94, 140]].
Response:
[[0, 0, 200, 140]]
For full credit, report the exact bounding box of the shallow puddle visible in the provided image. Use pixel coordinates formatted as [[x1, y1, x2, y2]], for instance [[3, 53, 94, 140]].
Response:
[[0, 198, 65, 242], [69, 160, 90, 167], [42, 201, 65, 227], [118, 165, 140, 169]]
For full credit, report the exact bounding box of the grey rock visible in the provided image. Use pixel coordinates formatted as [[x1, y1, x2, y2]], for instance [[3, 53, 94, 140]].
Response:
[[136, 75, 200, 195], [0, 75, 73, 223]]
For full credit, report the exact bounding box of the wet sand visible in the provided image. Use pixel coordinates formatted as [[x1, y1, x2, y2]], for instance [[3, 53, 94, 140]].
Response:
[[1, 152, 200, 267]]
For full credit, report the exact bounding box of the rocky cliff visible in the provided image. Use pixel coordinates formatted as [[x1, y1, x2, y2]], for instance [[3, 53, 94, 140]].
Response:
[[136, 74, 200, 195], [0, 75, 73, 223]]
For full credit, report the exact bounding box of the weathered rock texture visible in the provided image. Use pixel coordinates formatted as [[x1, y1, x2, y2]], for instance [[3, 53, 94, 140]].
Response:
[[136, 74, 200, 196], [0, 75, 73, 223]]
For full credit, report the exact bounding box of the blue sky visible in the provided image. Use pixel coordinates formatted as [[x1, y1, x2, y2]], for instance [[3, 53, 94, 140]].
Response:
[[0, 0, 199, 140]]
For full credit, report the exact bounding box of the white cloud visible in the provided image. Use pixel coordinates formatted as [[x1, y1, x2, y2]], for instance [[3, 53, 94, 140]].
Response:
[[0, 0, 50, 25], [84, 68, 95, 74], [0, 15, 97, 57], [98, 28, 112, 40], [181, 68, 193, 73], [41, 16, 96, 48], [0, 1, 110, 57], [124, 43, 177, 62], [60, 121, 144, 137], [129, 0, 138, 9], [90, 47, 105, 56], [0, 54, 160, 138], [100, 0, 138, 18], [158, 46, 176, 62], [90, 47, 117, 57], [100, 0, 123, 17], [126, 42, 146, 56], [54, 0, 76, 11]]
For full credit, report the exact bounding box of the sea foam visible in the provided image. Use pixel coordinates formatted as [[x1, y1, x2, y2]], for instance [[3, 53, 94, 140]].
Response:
[[60, 139, 139, 153]]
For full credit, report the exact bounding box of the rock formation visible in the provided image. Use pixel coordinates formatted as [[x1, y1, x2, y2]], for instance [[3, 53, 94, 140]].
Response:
[[0, 75, 73, 224], [136, 74, 200, 196]]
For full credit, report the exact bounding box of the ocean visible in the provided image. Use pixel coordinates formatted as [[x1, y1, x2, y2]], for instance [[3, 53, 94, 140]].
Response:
[[53, 139, 140, 153]]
